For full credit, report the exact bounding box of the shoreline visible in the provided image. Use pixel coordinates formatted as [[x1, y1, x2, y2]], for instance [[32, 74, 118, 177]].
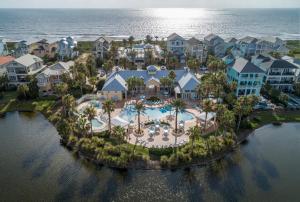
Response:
[[2, 105, 299, 170]]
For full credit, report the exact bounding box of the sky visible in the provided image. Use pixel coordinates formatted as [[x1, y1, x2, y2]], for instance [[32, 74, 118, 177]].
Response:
[[0, 0, 300, 8]]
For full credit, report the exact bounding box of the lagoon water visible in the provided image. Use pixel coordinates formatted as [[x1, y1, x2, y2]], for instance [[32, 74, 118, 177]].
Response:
[[0, 111, 300, 201], [0, 8, 299, 42]]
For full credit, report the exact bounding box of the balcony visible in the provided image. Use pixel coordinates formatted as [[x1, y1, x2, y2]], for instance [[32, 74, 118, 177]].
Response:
[[269, 72, 281, 76], [282, 72, 295, 76]]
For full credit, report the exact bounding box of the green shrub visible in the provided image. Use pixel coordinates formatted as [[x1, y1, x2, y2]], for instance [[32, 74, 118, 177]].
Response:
[[160, 155, 169, 167], [149, 147, 174, 156], [147, 96, 160, 102]]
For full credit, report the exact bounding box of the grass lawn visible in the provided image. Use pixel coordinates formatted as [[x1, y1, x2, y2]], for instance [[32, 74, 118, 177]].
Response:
[[249, 110, 300, 128], [77, 41, 93, 53], [0, 91, 57, 115]]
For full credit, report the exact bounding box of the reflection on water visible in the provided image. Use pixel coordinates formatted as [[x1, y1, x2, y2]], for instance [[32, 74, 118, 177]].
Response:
[[0, 112, 299, 201]]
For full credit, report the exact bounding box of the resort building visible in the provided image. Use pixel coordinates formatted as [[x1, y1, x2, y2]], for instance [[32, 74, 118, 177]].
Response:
[[252, 54, 298, 92], [118, 43, 163, 66], [185, 37, 207, 63], [36, 61, 74, 93], [6, 54, 44, 85], [204, 33, 225, 58], [14, 40, 29, 58], [57, 36, 78, 60], [100, 65, 200, 101], [0, 56, 15, 76], [282, 55, 300, 84], [167, 33, 186, 63], [227, 57, 265, 96], [0, 37, 9, 56], [255, 36, 288, 55], [29, 39, 58, 59], [234, 36, 258, 58], [93, 36, 111, 60]]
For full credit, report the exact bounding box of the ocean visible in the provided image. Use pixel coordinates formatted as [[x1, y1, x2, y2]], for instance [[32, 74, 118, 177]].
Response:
[[0, 8, 299, 42]]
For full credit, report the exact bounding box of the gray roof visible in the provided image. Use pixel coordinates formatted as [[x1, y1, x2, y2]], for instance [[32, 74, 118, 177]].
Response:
[[260, 59, 298, 71], [14, 54, 43, 67], [38, 61, 74, 77], [187, 37, 201, 45], [204, 33, 222, 42], [225, 37, 237, 43], [102, 74, 127, 91], [167, 33, 185, 41], [231, 57, 265, 73], [238, 36, 258, 44]]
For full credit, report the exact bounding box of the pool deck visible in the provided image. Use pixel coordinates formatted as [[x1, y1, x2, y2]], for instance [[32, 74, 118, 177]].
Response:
[[76, 97, 218, 147]]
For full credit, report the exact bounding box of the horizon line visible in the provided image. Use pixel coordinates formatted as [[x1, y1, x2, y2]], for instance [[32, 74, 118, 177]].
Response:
[[0, 7, 299, 9]]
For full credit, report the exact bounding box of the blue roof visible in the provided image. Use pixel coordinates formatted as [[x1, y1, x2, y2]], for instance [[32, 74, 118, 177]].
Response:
[[178, 72, 200, 90], [103, 68, 200, 92], [102, 74, 127, 91]]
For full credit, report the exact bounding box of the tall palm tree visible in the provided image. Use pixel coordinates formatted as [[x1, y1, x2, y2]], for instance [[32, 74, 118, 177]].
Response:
[[112, 126, 126, 142], [216, 104, 235, 136], [234, 95, 258, 132], [134, 101, 145, 134], [102, 99, 115, 133], [83, 105, 97, 136], [76, 115, 90, 137], [187, 125, 201, 156], [202, 99, 215, 133], [89, 77, 97, 92], [62, 94, 76, 118], [55, 83, 68, 101], [17, 84, 29, 99], [171, 99, 186, 133]]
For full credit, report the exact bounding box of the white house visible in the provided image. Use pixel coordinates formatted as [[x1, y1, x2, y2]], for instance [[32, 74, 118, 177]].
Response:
[[255, 37, 288, 55], [252, 54, 298, 92], [36, 61, 74, 93], [57, 36, 78, 60], [6, 54, 45, 85], [93, 36, 111, 60], [167, 33, 186, 63], [204, 34, 225, 58], [185, 37, 207, 63]]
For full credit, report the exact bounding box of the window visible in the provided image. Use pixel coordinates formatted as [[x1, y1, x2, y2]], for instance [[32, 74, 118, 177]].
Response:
[[9, 76, 16, 81]]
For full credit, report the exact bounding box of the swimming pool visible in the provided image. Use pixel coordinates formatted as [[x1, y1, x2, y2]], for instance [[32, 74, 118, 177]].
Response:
[[91, 119, 104, 128], [119, 104, 195, 122]]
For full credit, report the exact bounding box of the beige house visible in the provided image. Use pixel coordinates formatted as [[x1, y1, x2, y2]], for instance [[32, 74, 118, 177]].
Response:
[[29, 39, 58, 59], [36, 61, 74, 93]]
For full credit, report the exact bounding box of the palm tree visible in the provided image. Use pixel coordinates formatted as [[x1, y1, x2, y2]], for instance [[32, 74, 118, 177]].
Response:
[[112, 126, 126, 142], [171, 99, 186, 133], [77, 72, 86, 96], [202, 99, 215, 133], [234, 95, 258, 132], [17, 84, 29, 99], [55, 83, 68, 102], [89, 77, 97, 92], [83, 105, 97, 136], [62, 94, 76, 118], [102, 99, 115, 133], [134, 101, 145, 134], [187, 125, 201, 156], [216, 104, 235, 136], [76, 115, 90, 137]]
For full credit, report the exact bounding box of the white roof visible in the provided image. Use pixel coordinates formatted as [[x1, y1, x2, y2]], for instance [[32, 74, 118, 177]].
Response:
[[14, 54, 43, 67]]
